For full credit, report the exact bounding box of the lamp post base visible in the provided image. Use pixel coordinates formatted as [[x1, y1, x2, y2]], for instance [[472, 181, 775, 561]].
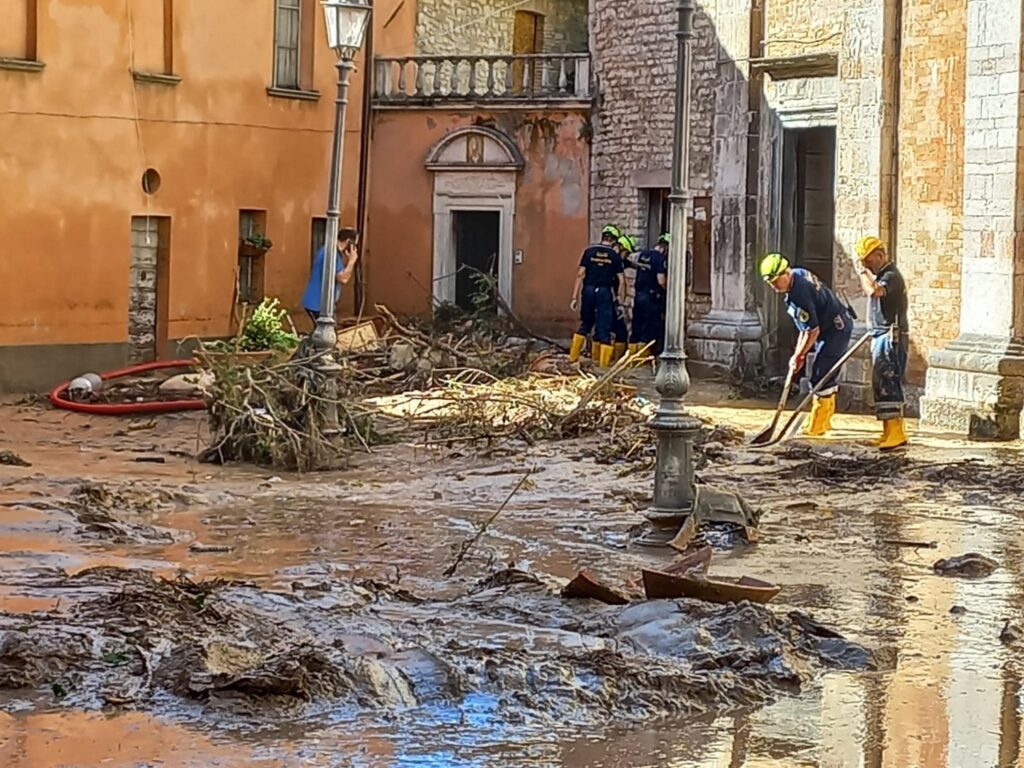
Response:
[[310, 317, 342, 437]]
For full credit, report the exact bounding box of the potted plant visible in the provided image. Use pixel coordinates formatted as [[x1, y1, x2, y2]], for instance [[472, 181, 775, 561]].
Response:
[[195, 298, 299, 367], [239, 232, 273, 258]]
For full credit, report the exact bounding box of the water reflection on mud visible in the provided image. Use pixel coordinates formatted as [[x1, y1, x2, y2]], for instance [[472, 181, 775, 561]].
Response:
[[2, 400, 1024, 767]]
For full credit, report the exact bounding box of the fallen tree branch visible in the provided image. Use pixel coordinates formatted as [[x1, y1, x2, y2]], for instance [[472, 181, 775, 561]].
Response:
[[444, 468, 534, 577]]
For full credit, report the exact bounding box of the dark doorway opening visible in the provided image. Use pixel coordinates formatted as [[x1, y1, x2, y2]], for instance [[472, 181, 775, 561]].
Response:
[[778, 125, 837, 358], [453, 210, 500, 313]]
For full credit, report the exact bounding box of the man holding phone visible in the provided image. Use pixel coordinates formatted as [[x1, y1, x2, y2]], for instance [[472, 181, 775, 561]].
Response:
[[302, 227, 360, 327]]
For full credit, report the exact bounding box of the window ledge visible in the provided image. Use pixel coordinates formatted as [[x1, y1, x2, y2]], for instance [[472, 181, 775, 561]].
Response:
[[0, 58, 44, 73], [266, 86, 320, 102], [132, 70, 182, 86]]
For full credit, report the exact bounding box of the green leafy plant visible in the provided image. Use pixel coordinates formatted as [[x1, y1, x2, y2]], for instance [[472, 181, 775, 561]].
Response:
[[239, 298, 299, 352], [242, 233, 273, 250]]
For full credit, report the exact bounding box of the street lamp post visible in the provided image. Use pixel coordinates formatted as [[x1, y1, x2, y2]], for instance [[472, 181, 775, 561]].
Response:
[[640, 0, 703, 546], [310, 0, 372, 435]]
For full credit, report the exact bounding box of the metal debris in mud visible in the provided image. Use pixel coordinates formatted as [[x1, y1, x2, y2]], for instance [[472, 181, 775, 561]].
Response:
[[0, 566, 876, 727]]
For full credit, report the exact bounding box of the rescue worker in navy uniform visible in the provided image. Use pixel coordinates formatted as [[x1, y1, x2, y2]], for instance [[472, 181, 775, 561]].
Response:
[[854, 235, 909, 449], [628, 233, 669, 359], [759, 253, 853, 436], [569, 226, 625, 367], [611, 234, 638, 362]]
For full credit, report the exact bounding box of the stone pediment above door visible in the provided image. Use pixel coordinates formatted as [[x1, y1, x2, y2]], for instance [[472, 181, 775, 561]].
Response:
[[425, 126, 525, 172]]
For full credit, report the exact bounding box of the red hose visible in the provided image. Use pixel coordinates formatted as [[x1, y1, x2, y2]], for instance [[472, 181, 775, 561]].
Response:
[[49, 359, 207, 415]]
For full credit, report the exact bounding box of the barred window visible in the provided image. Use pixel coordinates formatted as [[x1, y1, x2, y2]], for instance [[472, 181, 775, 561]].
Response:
[[274, 0, 301, 89]]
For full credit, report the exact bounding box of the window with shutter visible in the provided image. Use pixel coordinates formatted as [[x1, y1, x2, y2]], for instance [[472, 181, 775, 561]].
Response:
[[274, 0, 301, 89]]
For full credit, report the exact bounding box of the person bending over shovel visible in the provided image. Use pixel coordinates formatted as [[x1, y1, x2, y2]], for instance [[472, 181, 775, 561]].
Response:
[[759, 253, 853, 437]]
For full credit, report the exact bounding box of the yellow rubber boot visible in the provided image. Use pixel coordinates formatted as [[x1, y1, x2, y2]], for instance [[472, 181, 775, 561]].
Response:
[[628, 343, 643, 358], [597, 343, 614, 368], [569, 333, 587, 363], [879, 417, 908, 450], [612, 342, 627, 363], [819, 394, 837, 433], [803, 396, 829, 437], [870, 420, 891, 447]]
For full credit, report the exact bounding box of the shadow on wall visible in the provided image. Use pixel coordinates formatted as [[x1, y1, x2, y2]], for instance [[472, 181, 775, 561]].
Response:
[[590, 1, 753, 379]]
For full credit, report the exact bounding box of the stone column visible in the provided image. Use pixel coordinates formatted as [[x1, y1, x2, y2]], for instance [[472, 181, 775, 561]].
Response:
[[687, 0, 763, 377], [920, 0, 1024, 439]]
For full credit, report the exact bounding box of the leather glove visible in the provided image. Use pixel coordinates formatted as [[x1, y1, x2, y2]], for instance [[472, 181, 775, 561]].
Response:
[[616, 304, 626, 321]]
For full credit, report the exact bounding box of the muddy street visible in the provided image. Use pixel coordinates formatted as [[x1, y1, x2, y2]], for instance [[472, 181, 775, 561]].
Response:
[[1, 388, 1024, 767]]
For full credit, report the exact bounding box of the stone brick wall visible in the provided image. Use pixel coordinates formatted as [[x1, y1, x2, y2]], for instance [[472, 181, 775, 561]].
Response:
[[763, 0, 842, 58], [894, 0, 966, 383], [590, 0, 716, 237], [416, 0, 588, 56], [589, 0, 717, 324]]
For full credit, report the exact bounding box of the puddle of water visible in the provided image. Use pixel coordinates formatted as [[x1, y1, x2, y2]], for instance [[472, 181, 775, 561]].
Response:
[[3, 401, 1024, 766]]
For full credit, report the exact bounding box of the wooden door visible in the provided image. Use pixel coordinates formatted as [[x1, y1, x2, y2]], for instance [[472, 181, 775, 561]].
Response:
[[512, 12, 541, 93]]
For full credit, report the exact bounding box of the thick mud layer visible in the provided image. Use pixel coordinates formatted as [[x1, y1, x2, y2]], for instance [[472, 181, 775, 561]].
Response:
[[3, 388, 1024, 766], [0, 566, 872, 726]]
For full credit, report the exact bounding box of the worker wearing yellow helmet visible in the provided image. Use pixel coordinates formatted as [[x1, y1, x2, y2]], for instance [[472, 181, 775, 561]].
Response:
[[854, 235, 909, 449], [610, 234, 637, 362], [759, 252, 854, 437]]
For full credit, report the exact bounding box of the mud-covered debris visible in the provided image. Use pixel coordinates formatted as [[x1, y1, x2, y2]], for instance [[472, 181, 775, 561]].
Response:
[[642, 569, 780, 604], [0, 566, 875, 726], [1001, 620, 1024, 645], [933, 553, 998, 579], [950, 605, 967, 615], [0, 629, 90, 688], [562, 570, 631, 605], [0, 450, 30, 467]]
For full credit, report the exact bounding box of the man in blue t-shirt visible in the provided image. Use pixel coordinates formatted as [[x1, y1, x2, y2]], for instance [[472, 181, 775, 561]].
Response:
[[760, 252, 853, 437], [569, 226, 625, 368], [628, 233, 669, 359], [302, 227, 360, 327]]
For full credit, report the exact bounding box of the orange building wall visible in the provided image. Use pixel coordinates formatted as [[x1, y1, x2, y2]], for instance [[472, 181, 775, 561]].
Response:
[[364, 109, 591, 336], [0, 0, 384, 389]]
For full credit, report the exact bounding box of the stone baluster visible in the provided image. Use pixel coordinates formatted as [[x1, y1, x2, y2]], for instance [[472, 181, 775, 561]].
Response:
[[471, 57, 482, 96], [396, 59, 408, 97], [500, 58, 511, 95], [486, 58, 496, 96], [414, 60, 425, 97], [450, 59, 460, 95], [558, 57, 568, 94], [432, 60, 442, 96]]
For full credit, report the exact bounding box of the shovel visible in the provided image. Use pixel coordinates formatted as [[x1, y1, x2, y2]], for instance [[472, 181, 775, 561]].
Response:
[[754, 332, 874, 449], [750, 365, 798, 445]]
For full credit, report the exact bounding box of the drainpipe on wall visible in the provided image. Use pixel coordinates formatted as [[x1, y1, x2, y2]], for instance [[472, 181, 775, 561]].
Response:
[[354, 0, 375, 316], [880, 0, 902, 262], [747, 0, 766, 372]]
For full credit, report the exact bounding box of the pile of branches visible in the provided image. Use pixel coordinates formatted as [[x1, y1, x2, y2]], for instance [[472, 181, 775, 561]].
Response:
[[367, 370, 647, 448], [198, 340, 384, 472], [331, 305, 572, 397], [195, 301, 626, 470]]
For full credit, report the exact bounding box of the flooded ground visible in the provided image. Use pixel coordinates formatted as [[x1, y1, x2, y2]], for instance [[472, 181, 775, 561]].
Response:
[[1, 383, 1023, 767]]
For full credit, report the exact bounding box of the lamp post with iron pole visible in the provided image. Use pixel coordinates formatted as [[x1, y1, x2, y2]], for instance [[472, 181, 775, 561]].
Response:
[[310, 0, 372, 435], [639, 0, 703, 546]]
